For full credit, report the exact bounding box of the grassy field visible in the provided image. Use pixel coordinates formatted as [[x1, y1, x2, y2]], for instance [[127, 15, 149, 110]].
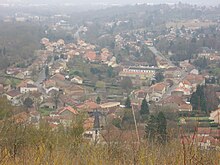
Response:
[[0, 119, 219, 165]]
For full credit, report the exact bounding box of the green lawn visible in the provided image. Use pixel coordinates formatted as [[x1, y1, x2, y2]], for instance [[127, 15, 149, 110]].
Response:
[[39, 108, 54, 116]]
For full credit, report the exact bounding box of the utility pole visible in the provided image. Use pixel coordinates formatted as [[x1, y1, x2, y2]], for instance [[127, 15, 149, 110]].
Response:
[[132, 105, 140, 144]]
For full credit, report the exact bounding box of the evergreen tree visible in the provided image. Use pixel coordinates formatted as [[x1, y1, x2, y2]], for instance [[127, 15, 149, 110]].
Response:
[[45, 65, 49, 79], [145, 112, 167, 144], [145, 115, 157, 142], [125, 96, 131, 108], [155, 71, 164, 83], [96, 96, 101, 104], [140, 98, 149, 116], [157, 112, 167, 144], [23, 97, 34, 108], [190, 92, 199, 110], [190, 85, 207, 113]]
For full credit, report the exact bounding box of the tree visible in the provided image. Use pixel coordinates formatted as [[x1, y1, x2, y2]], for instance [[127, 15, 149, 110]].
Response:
[[145, 112, 167, 144], [145, 115, 158, 142], [190, 85, 207, 113], [112, 118, 121, 129], [190, 92, 199, 110], [125, 96, 131, 108], [120, 77, 133, 92], [140, 98, 149, 118], [52, 91, 60, 109], [96, 96, 101, 104], [155, 71, 164, 83], [157, 112, 167, 144], [23, 97, 33, 108], [107, 66, 114, 78], [122, 109, 134, 127], [45, 65, 49, 79]]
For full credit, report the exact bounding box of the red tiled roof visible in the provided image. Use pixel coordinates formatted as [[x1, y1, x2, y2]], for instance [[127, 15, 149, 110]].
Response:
[[85, 51, 97, 61], [77, 100, 100, 111], [179, 103, 192, 110], [51, 73, 65, 81], [185, 74, 204, 84], [6, 90, 21, 97], [182, 80, 192, 86], [160, 96, 185, 105], [150, 83, 166, 92], [58, 106, 78, 115]]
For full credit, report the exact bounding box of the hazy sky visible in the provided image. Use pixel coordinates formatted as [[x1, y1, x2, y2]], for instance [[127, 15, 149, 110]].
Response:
[[0, 0, 219, 6]]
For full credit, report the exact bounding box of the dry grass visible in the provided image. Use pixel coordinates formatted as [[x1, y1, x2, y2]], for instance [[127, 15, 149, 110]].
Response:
[[0, 121, 219, 165]]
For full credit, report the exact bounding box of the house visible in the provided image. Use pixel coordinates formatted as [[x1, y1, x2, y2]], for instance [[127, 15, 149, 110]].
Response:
[[45, 87, 59, 95], [175, 80, 193, 96], [20, 84, 38, 94], [71, 76, 83, 84], [156, 57, 170, 69], [174, 87, 191, 96], [150, 83, 167, 95], [159, 95, 192, 112], [77, 100, 100, 113], [50, 73, 65, 82], [15, 72, 25, 79], [43, 79, 56, 88], [51, 61, 67, 74], [60, 95, 79, 107], [17, 79, 34, 88], [58, 106, 78, 116], [6, 67, 22, 75], [178, 103, 192, 112], [84, 51, 97, 62], [148, 82, 167, 102], [164, 67, 182, 78], [41, 37, 50, 46], [197, 47, 214, 58], [119, 66, 159, 80], [179, 80, 193, 90], [209, 109, 220, 124], [40, 98, 57, 109], [58, 106, 78, 126], [209, 54, 220, 61], [180, 60, 195, 72], [100, 102, 120, 112], [133, 90, 148, 101], [185, 74, 205, 91], [190, 69, 199, 75], [100, 48, 112, 62], [4, 90, 22, 105]]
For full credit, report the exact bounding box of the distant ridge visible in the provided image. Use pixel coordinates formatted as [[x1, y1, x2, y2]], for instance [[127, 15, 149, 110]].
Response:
[[0, 0, 219, 6]]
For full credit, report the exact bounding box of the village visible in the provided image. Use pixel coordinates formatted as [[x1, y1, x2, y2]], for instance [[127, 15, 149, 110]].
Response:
[[0, 2, 220, 151], [0, 29, 220, 149]]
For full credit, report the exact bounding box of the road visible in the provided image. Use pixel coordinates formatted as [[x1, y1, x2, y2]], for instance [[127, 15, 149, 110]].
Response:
[[35, 67, 46, 86], [148, 46, 175, 67], [148, 46, 189, 97]]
